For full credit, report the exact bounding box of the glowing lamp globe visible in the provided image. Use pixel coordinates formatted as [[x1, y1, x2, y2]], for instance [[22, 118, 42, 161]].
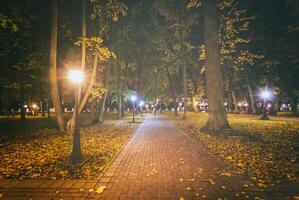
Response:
[[68, 69, 84, 84], [32, 104, 37, 109], [131, 95, 137, 102], [260, 90, 271, 100], [139, 101, 144, 107]]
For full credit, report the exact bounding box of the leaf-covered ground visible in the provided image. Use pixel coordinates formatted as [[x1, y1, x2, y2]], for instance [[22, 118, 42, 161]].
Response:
[[0, 114, 139, 180], [165, 112, 299, 187]]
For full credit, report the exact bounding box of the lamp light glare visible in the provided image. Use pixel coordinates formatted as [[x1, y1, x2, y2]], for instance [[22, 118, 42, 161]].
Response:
[[68, 69, 84, 84], [139, 101, 144, 107], [260, 90, 271, 100], [131, 95, 137, 102]]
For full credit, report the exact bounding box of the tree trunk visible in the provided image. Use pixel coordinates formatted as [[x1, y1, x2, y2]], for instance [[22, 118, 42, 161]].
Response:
[[227, 89, 233, 112], [117, 61, 122, 119], [136, 50, 143, 96], [67, 53, 98, 130], [39, 70, 45, 116], [90, 101, 97, 123], [67, 0, 87, 132], [20, 64, 25, 123], [179, 14, 187, 120], [99, 63, 110, 124], [78, 0, 86, 102], [165, 65, 178, 116], [203, 0, 229, 131], [244, 66, 256, 114], [121, 95, 125, 117], [291, 96, 298, 116], [49, 0, 65, 132], [231, 87, 238, 113]]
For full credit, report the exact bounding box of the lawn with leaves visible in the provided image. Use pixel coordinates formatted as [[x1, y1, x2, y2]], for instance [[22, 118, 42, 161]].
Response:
[[165, 112, 299, 187], [0, 113, 139, 180]]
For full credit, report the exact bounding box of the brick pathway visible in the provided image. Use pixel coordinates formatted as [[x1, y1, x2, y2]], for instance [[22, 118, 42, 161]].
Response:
[[92, 116, 265, 200], [1, 115, 295, 199]]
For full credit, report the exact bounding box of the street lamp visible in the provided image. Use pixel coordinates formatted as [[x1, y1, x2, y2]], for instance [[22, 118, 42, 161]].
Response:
[[260, 89, 272, 120], [68, 69, 84, 164], [131, 95, 137, 123]]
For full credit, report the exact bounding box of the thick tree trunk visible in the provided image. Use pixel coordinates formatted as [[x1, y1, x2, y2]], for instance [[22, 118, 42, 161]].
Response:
[[179, 14, 187, 120], [244, 66, 256, 114], [99, 63, 110, 124], [49, 0, 65, 132], [203, 0, 229, 131], [165, 65, 178, 116]]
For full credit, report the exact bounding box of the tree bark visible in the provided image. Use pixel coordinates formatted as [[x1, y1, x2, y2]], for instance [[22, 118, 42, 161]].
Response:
[[203, 0, 229, 131], [117, 61, 122, 119], [49, 0, 65, 132], [39, 69, 45, 116], [67, 0, 87, 132], [20, 64, 25, 123], [99, 63, 110, 124], [78, 0, 86, 101], [244, 65, 256, 114], [179, 14, 187, 120], [165, 65, 178, 116], [231, 87, 238, 113]]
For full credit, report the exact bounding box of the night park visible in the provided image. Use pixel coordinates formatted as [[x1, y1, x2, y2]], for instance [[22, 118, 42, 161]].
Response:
[[0, 0, 299, 199]]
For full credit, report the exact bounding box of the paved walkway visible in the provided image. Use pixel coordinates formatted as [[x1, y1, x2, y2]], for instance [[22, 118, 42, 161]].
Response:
[[0, 115, 294, 199], [91, 116, 267, 200]]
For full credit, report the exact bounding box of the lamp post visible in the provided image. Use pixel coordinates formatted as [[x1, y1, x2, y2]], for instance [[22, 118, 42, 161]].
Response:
[[68, 69, 84, 164], [260, 89, 271, 120], [131, 95, 137, 123]]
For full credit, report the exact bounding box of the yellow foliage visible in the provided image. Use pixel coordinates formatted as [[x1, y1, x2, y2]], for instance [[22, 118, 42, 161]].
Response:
[[165, 112, 299, 186], [0, 126, 136, 180]]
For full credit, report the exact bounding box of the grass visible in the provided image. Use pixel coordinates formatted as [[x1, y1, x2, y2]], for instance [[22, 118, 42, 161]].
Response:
[[164, 111, 299, 187], [0, 112, 144, 180]]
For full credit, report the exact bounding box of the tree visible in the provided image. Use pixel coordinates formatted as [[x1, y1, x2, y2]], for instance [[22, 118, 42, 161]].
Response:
[[50, 0, 65, 132], [203, 0, 229, 131]]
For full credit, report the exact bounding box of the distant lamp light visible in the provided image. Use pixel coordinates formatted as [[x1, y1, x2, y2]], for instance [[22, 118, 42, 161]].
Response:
[[267, 103, 272, 108], [237, 102, 242, 107], [24, 105, 28, 108], [282, 104, 286, 108], [139, 100, 145, 107], [32, 104, 37, 109], [260, 88, 273, 120], [179, 102, 183, 107], [244, 103, 249, 107], [224, 102, 228, 106], [260, 90, 272, 100]]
